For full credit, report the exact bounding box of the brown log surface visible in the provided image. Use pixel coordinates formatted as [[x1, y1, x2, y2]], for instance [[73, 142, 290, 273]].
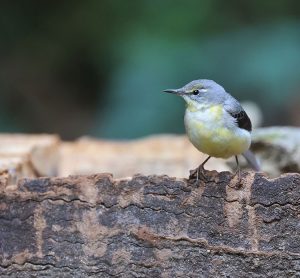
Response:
[[1, 171, 300, 277]]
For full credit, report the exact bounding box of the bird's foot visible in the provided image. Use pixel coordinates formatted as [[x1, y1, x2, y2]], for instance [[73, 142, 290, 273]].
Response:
[[189, 167, 198, 180], [229, 168, 243, 189], [189, 166, 216, 184]]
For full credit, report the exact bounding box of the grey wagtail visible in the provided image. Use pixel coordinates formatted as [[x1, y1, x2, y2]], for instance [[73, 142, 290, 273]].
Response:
[[163, 79, 260, 181]]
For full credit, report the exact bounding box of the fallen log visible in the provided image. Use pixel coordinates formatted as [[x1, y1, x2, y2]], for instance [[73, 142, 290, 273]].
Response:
[[1, 171, 300, 277]]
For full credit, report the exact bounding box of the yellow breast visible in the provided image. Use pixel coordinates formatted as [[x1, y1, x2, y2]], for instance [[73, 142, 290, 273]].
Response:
[[184, 104, 251, 158]]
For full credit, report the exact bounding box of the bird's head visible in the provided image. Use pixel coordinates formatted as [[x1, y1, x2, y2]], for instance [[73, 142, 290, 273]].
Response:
[[163, 79, 225, 110]]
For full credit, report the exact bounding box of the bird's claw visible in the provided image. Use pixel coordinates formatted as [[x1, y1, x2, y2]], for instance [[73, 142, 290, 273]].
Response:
[[189, 166, 216, 183], [228, 169, 243, 189]]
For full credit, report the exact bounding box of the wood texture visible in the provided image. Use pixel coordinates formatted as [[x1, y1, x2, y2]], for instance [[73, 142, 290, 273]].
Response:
[[1, 171, 300, 277]]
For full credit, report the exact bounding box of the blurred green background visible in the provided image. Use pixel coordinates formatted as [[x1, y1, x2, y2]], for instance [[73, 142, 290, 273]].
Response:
[[1, 0, 300, 139]]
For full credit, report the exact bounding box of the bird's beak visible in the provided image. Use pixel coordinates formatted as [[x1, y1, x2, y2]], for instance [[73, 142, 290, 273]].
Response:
[[163, 89, 184, 95]]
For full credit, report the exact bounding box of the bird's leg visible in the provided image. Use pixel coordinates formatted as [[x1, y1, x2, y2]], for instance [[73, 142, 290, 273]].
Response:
[[190, 156, 211, 181], [197, 155, 211, 180], [235, 155, 241, 182], [229, 155, 242, 188]]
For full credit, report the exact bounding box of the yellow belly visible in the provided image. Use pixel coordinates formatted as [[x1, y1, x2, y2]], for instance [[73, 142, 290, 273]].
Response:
[[184, 105, 251, 158]]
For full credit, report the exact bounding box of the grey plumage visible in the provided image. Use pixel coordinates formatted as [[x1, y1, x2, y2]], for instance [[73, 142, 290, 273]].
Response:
[[242, 150, 261, 171], [182, 79, 252, 132], [163, 79, 260, 172]]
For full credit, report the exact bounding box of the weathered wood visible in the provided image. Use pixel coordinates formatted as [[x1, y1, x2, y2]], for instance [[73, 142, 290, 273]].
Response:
[[0, 134, 60, 183], [1, 171, 300, 277], [59, 135, 231, 178]]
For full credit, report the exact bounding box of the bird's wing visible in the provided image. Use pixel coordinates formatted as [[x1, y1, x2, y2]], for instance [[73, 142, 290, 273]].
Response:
[[223, 95, 259, 171], [224, 98, 252, 132], [229, 109, 252, 132]]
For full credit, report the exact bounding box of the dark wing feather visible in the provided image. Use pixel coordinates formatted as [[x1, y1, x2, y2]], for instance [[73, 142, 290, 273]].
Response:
[[222, 92, 252, 132], [229, 110, 252, 132]]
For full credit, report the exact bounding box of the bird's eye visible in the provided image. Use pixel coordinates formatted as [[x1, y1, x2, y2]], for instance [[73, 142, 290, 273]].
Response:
[[192, 90, 199, 95]]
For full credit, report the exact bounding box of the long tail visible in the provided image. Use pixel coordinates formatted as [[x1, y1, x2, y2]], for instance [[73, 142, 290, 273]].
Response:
[[242, 149, 261, 171]]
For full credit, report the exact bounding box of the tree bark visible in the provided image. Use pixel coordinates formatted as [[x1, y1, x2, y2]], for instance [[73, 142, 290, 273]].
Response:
[[1, 171, 300, 277]]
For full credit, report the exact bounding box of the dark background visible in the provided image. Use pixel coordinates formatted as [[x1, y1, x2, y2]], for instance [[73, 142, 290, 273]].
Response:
[[1, 1, 300, 139]]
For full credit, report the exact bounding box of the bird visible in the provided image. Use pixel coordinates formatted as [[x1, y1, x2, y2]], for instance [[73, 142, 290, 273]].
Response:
[[163, 79, 260, 183]]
